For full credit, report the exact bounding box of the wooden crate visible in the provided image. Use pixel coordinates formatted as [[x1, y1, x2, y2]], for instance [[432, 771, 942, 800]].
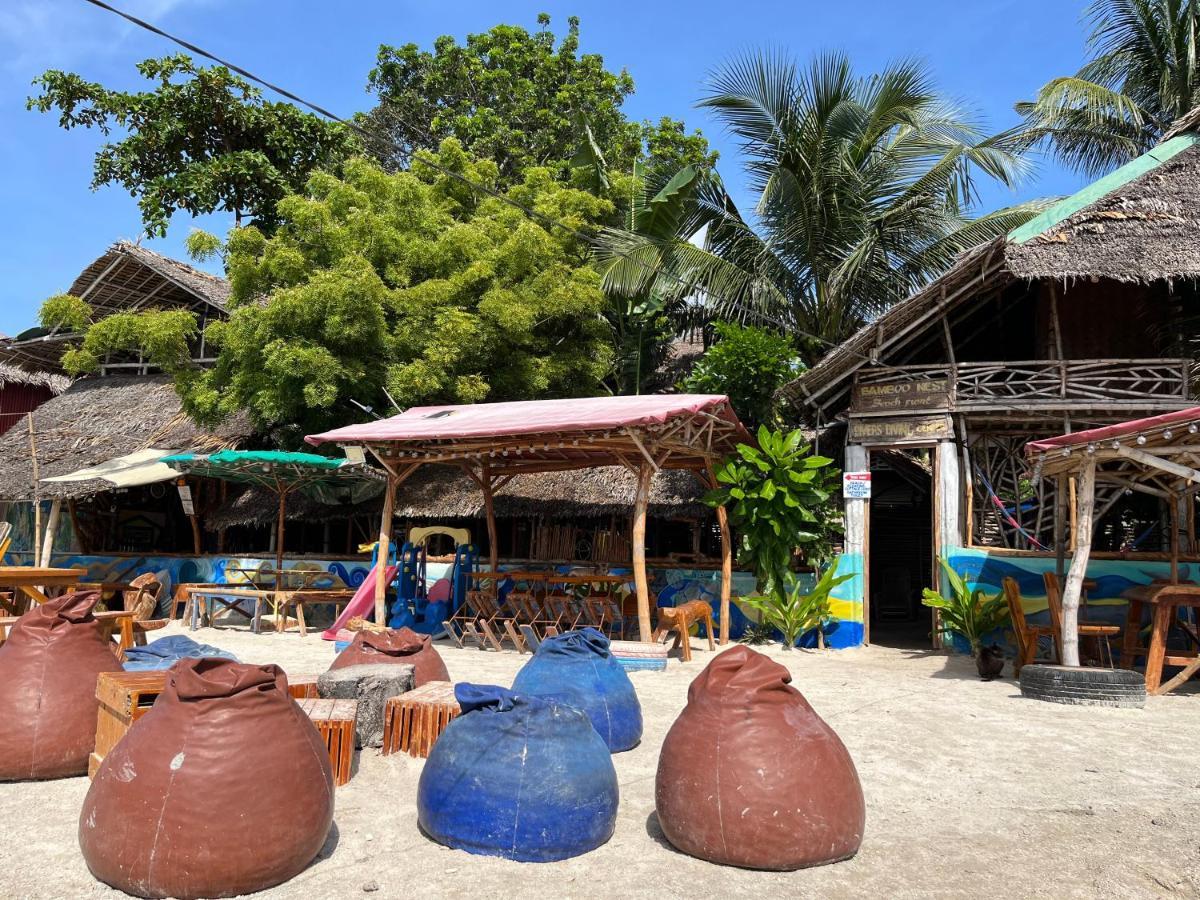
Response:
[[89, 671, 168, 778], [297, 698, 357, 786], [287, 673, 320, 699], [381, 682, 461, 758]]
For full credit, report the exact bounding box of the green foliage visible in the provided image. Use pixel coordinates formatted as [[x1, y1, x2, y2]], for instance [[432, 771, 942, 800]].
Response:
[[59, 309, 199, 376], [921, 557, 1011, 653], [1016, 0, 1200, 177], [38, 294, 91, 332], [183, 141, 614, 443], [739, 566, 853, 649], [362, 16, 715, 189], [185, 229, 225, 264], [706, 426, 841, 599], [596, 51, 1046, 352], [681, 323, 802, 428], [28, 54, 356, 237]]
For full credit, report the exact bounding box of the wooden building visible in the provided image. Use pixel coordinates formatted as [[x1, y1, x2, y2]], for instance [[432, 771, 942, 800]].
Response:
[[781, 114, 1200, 648]]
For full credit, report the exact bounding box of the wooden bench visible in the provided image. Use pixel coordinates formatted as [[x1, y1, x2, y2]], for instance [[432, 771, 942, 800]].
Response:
[[381, 681, 460, 758], [88, 671, 339, 778], [297, 698, 358, 786]]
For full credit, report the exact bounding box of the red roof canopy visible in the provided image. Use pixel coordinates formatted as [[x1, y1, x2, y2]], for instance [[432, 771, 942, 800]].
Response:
[[1025, 406, 1200, 457], [308, 395, 748, 446]]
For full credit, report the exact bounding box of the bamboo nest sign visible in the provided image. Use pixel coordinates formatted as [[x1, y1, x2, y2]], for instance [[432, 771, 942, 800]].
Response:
[[851, 377, 951, 413]]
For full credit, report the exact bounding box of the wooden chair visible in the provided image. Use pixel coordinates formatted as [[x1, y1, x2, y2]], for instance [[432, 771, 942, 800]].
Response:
[[124, 573, 168, 647], [1002, 577, 1057, 676], [1042, 572, 1121, 668]]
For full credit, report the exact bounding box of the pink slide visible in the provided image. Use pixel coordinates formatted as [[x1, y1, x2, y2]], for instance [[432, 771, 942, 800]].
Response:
[[322, 563, 399, 640]]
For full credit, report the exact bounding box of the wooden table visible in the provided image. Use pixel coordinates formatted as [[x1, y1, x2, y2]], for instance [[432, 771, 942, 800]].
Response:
[[1120, 583, 1200, 694], [0, 566, 86, 614]]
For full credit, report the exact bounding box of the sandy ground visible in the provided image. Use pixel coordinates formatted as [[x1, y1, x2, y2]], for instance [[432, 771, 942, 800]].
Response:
[[2, 622, 1199, 900]]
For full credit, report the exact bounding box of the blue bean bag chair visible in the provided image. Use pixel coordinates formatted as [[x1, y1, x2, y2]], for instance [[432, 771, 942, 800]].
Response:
[[511, 628, 642, 752], [417, 684, 618, 862], [122, 635, 238, 671]]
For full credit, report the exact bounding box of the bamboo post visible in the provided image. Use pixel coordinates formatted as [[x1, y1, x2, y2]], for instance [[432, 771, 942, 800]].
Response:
[[39, 498, 61, 567], [275, 488, 288, 584], [189, 479, 203, 556], [706, 463, 732, 645], [28, 413, 41, 562], [373, 473, 397, 625], [480, 461, 499, 575], [632, 462, 653, 642], [1061, 457, 1096, 667]]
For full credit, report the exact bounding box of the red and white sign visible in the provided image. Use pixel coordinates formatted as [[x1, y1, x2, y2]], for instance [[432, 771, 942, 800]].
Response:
[[843, 471, 872, 499]]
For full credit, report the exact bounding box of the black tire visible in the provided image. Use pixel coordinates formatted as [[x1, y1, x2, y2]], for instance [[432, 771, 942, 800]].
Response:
[[1019, 665, 1146, 708]]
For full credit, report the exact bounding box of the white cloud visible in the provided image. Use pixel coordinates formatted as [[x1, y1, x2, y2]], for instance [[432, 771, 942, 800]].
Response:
[[0, 0, 217, 75]]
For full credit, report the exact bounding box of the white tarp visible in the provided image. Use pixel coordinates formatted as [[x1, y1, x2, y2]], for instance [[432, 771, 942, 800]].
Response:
[[42, 448, 181, 489]]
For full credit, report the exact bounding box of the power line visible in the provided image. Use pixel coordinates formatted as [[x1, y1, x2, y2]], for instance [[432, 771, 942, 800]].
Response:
[[79, 0, 1115, 431]]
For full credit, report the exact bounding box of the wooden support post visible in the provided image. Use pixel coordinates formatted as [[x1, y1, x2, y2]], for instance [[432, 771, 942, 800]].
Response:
[[374, 473, 397, 625], [632, 462, 653, 642], [28, 413, 41, 561], [707, 463, 733, 646], [40, 498, 61, 567], [1054, 475, 1067, 585], [275, 489, 288, 588], [1061, 457, 1096, 667], [189, 480, 203, 557], [480, 461, 499, 575]]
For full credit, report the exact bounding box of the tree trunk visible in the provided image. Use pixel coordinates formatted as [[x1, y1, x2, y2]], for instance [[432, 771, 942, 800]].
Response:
[[1061, 457, 1096, 667], [632, 462, 653, 642], [373, 475, 396, 625]]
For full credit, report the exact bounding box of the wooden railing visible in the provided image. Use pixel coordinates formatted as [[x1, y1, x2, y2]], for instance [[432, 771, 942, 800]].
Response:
[[851, 359, 1197, 414]]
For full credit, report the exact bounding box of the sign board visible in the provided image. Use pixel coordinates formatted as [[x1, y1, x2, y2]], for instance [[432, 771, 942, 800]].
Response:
[[843, 471, 872, 499], [852, 378, 951, 413], [343, 445, 366, 465], [176, 483, 194, 517], [848, 414, 954, 446]]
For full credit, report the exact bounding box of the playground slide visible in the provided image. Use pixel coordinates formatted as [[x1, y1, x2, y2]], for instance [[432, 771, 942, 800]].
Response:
[[321, 563, 399, 640]]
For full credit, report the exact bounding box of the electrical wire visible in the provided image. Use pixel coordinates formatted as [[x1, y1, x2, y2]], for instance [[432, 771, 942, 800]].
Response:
[[79, 0, 1124, 432]]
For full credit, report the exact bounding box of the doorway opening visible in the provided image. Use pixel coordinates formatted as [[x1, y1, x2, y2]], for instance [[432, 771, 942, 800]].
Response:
[[868, 448, 934, 649]]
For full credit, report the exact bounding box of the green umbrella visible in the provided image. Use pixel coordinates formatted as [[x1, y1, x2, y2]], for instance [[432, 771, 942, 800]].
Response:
[[162, 450, 383, 579]]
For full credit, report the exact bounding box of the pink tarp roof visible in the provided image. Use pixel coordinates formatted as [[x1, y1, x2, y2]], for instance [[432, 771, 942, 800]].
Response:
[[1025, 406, 1200, 456], [306, 394, 749, 447]]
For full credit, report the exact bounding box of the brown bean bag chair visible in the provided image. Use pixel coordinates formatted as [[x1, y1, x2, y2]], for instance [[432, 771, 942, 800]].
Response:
[[0, 591, 122, 781], [329, 627, 449, 685], [655, 646, 865, 870], [80, 658, 334, 899]]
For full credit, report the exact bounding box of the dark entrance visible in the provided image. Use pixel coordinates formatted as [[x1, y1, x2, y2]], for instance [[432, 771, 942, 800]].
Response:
[[868, 449, 934, 649]]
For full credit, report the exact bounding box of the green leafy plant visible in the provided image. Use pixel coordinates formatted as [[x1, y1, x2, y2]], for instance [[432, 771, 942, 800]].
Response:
[[681, 322, 803, 428], [740, 565, 853, 649], [920, 557, 1010, 654], [706, 426, 841, 599]]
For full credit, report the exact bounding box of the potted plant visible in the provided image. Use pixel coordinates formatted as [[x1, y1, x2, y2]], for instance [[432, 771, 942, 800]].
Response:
[[921, 557, 1010, 679]]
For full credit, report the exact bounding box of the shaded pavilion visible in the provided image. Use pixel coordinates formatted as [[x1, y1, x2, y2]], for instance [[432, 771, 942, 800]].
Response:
[[1026, 406, 1200, 670], [306, 394, 750, 643]]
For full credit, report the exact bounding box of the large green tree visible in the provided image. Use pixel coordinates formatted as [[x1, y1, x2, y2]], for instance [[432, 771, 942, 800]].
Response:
[[28, 54, 356, 237], [1016, 0, 1200, 176], [45, 142, 615, 444], [361, 15, 715, 187], [596, 52, 1045, 354]]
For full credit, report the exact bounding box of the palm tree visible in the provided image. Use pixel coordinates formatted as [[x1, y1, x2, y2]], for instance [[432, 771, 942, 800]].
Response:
[[1017, 0, 1200, 177], [595, 51, 1043, 353]]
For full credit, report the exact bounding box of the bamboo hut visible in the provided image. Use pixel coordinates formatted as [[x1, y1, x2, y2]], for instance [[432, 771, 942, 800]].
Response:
[[779, 110, 1200, 649]]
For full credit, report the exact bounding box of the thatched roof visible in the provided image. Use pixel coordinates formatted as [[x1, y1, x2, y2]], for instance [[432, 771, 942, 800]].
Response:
[[0, 363, 69, 394], [206, 464, 713, 529], [0, 375, 252, 501], [782, 129, 1200, 416], [0, 241, 230, 373]]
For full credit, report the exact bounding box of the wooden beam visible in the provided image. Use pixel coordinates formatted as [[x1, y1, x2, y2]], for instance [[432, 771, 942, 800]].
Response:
[[480, 460, 499, 575], [706, 463, 733, 646], [1061, 457, 1096, 667], [1114, 445, 1200, 483], [632, 462, 654, 642]]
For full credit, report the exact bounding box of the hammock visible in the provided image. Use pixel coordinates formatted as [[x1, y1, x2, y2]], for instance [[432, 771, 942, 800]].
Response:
[[974, 466, 1047, 551]]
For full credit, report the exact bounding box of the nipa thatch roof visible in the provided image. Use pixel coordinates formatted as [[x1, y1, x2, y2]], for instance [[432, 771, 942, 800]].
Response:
[[0, 363, 69, 394], [782, 128, 1200, 416], [206, 464, 712, 530], [0, 241, 230, 373], [0, 375, 252, 501]]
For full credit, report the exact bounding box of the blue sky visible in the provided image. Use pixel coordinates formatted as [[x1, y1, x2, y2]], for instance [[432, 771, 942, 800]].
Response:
[[0, 0, 1092, 336]]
